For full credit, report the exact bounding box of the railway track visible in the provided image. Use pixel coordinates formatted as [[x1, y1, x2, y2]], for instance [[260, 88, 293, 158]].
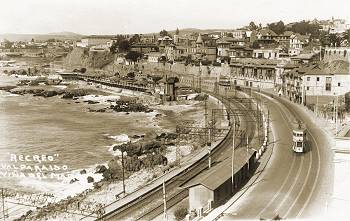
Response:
[[99, 90, 258, 221]]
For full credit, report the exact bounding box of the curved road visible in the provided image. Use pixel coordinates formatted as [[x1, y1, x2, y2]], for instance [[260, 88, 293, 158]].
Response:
[[218, 91, 334, 220]]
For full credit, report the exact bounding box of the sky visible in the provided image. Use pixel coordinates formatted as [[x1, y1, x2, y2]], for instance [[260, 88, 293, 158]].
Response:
[[1, 0, 349, 35]]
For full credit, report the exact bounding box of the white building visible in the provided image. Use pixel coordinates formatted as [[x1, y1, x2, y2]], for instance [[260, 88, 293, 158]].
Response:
[[231, 29, 248, 39], [301, 60, 350, 97], [253, 48, 280, 59], [147, 52, 162, 63], [289, 34, 309, 56]]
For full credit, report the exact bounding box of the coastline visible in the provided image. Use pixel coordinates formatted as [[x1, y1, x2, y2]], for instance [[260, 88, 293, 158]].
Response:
[[0, 72, 215, 220]]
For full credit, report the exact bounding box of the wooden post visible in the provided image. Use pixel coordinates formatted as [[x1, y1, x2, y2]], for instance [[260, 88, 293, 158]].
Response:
[[163, 179, 167, 221]]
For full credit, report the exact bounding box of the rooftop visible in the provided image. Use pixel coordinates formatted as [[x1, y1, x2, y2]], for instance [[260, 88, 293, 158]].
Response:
[[292, 60, 350, 76], [181, 148, 255, 190], [230, 58, 280, 66]]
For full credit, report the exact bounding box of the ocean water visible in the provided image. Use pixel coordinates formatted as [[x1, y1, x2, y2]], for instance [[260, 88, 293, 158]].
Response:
[[0, 75, 160, 193]]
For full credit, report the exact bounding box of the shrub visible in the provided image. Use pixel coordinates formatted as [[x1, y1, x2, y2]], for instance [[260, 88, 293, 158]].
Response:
[[87, 176, 94, 183], [174, 206, 188, 221]]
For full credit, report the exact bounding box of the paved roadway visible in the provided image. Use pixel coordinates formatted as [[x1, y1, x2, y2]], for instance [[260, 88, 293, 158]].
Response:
[[100, 92, 258, 220], [218, 91, 334, 220]]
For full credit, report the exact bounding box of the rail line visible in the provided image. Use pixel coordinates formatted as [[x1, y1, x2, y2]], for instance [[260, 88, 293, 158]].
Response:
[[101, 89, 259, 220]]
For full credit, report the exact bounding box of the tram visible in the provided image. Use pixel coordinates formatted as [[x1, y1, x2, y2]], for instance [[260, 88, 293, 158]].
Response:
[[292, 123, 307, 153]]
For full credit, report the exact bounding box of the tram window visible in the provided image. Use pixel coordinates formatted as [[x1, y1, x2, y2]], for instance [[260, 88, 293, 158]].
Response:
[[296, 142, 303, 147]]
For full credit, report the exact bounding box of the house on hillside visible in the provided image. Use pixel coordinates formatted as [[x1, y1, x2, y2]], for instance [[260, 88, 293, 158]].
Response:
[[253, 48, 280, 59], [130, 43, 158, 54], [216, 37, 234, 57], [147, 52, 163, 63], [289, 34, 310, 56], [228, 45, 253, 59], [251, 29, 277, 45]]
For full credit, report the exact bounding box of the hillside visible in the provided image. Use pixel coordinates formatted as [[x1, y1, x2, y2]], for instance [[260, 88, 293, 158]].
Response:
[[63, 47, 114, 70], [0, 32, 83, 42], [142, 28, 234, 36]]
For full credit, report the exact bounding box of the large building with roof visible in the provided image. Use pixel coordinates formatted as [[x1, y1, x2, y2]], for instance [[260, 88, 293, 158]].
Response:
[[301, 60, 350, 98], [181, 150, 256, 216], [229, 58, 281, 88]]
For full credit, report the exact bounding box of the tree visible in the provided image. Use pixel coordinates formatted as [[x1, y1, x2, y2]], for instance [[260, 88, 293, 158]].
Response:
[[319, 31, 330, 46], [3, 39, 13, 49], [251, 40, 260, 49], [345, 29, 350, 42], [127, 72, 135, 79], [130, 34, 140, 44], [125, 51, 142, 62], [118, 40, 130, 52], [289, 21, 320, 38], [329, 33, 342, 47], [249, 22, 258, 31], [110, 42, 118, 53], [175, 28, 180, 35], [160, 29, 169, 37], [268, 21, 285, 35], [226, 32, 233, 37]]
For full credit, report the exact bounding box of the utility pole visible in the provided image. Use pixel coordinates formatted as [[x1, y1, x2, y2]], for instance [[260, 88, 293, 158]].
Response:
[[208, 145, 212, 169], [257, 101, 260, 144], [205, 99, 208, 142], [334, 94, 338, 136], [267, 110, 270, 143], [205, 99, 212, 168], [316, 82, 319, 117], [199, 60, 202, 92], [246, 134, 249, 171], [162, 179, 168, 221], [231, 119, 235, 193], [121, 148, 126, 195], [2, 188, 5, 221], [176, 136, 180, 166]]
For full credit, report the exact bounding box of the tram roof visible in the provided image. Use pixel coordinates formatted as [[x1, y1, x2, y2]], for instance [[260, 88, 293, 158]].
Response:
[[292, 125, 306, 132]]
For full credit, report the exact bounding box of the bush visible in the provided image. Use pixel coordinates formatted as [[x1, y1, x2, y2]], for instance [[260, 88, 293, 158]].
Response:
[[103, 157, 123, 180], [174, 206, 188, 221], [87, 176, 94, 183]]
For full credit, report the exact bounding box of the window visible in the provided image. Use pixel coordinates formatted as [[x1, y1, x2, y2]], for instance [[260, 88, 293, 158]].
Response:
[[338, 82, 341, 87], [296, 141, 303, 147], [316, 77, 320, 81], [326, 77, 332, 91], [307, 86, 310, 90], [307, 77, 310, 81]]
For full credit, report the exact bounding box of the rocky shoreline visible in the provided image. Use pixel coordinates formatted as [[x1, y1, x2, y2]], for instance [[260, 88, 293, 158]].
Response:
[[0, 73, 212, 221]]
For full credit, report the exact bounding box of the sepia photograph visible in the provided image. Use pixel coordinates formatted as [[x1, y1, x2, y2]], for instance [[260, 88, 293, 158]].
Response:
[[0, 0, 349, 220]]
